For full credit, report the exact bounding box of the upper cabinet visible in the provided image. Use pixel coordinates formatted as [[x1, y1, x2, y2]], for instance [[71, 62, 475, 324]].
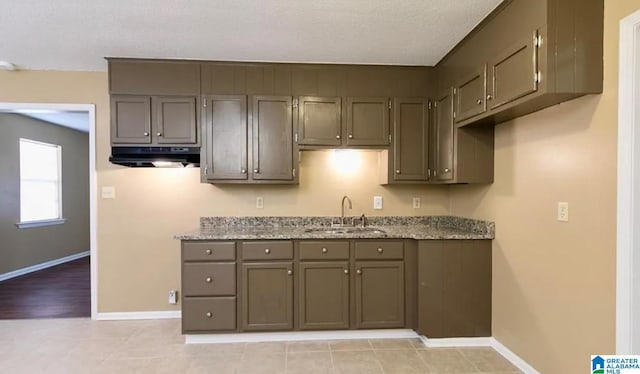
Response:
[[108, 60, 200, 146], [390, 98, 430, 182], [297, 96, 342, 146], [436, 0, 603, 127], [345, 97, 390, 146]]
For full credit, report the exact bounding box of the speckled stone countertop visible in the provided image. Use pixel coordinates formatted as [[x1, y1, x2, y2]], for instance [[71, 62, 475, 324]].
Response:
[[174, 216, 494, 241]]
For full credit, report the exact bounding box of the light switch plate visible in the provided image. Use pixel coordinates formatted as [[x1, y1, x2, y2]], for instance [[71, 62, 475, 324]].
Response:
[[373, 196, 383, 210], [256, 197, 264, 209], [557, 202, 569, 222], [101, 186, 115, 199], [168, 290, 178, 305]]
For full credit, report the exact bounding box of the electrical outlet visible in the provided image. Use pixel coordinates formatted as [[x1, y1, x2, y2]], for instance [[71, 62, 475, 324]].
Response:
[[256, 197, 264, 209], [168, 290, 178, 305], [373, 196, 383, 210], [101, 186, 115, 199], [557, 202, 569, 222], [412, 197, 421, 209]]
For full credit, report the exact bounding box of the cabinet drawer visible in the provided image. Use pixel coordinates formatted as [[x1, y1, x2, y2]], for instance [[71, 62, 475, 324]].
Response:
[[183, 263, 236, 296], [182, 297, 236, 332], [242, 241, 293, 260], [183, 242, 236, 261], [355, 241, 404, 260], [299, 241, 349, 260]]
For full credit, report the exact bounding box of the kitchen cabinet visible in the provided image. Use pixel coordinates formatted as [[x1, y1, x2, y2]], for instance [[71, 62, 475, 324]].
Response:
[[417, 240, 491, 338], [181, 241, 237, 333], [251, 95, 297, 181], [345, 97, 390, 146], [202, 95, 248, 181], [390, 98, 430, 182], [454, 65, 487, 123], [297, 96, 342, 146], [299, 262, 350, 330], [433, 88, 455, 182], [110, 94, 197, 146], [241, 241, 294, 331], [354, 241, 405, 329], [201, 95, 298, 184], [436, 0, 603, 127]]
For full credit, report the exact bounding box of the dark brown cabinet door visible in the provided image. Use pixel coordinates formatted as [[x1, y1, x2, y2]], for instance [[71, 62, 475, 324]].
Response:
[[418, 240, 491, 338], [354, 261, 405, 329], [488, 31, 539, 109], [299, 262, 350, 330], [434, 89, 455, 182], [297, 96, 342, 146], [203, 95, 248, 180], [454, 65, 487, 123], [345, 97, 390, 146], [392, 98, 430, 181], [154, 96, 197, 144], [111, 95, 151, 144], [241, 262, 293, 331], [252, 96, 295, 181]]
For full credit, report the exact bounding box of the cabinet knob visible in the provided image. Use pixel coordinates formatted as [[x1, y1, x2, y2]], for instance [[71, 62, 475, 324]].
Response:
[[348, 134, 353, 139], [395, 170, 401, 174], [356, 269, 362, 275], [487, 94, 493, 100], [344, 269, 349, 274], [205, 249, 212, 255], [336, 135, 341, 139], [241, 169, 247, 174], [254, 169, 259, 173], [264, 248, 271, 254], [476, 99, 483, 105], [444, 168, 450, 173], [206, 312, 212, 318], [205, 277, 212, 283], [143, 132, 149, 136], [322, 247, 328, 253], [377, 247, 383, 253], [156, 132, 162, 136], [287, 269, 293, 276]]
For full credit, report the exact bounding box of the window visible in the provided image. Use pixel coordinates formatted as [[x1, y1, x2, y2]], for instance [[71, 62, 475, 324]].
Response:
[[18, 138, 64, 227]]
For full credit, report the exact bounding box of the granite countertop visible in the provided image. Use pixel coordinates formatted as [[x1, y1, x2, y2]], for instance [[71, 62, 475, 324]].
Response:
[[175, 216, 494, 241]]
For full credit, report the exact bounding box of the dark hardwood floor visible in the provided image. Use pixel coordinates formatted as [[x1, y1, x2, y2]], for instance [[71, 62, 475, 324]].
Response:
[[0, 257, 90, 319]]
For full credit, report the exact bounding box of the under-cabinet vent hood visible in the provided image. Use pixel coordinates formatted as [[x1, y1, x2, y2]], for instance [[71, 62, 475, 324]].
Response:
[[109, 146, 200, 168]]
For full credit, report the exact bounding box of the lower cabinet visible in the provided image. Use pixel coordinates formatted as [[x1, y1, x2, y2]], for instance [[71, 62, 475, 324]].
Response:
[[241, 262, 294, 331], [355, 261, 405, 329], [182, 297, 236, 332], [299, 261, 350, 330]]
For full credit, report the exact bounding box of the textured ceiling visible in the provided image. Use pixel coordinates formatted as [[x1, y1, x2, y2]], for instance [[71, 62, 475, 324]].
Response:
[[0, 0, 502, 71]]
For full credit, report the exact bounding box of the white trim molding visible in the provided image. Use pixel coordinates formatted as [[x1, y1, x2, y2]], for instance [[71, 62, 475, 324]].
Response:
[[186, 329, 418, 344], [16, 218, 67, 229], [617, 9, 640, 355], [420, 336, 492, 347], [0, 250, 89, 282], [490, 338, 540, 374], [95, 311, 181, 320]]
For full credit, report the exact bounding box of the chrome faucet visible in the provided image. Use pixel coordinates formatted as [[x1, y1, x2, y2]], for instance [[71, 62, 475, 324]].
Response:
[[340, 195, 352, 225]]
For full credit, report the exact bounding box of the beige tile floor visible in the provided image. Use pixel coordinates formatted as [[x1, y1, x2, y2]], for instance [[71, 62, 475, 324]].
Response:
[[0, 318, 522, 374]]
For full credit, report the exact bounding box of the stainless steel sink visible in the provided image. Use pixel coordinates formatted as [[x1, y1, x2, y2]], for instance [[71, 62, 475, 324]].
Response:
[[303, 227, 386, 235]]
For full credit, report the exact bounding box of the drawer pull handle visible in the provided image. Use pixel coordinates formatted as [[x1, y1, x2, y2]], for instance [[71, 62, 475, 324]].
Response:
[[287, 270, 293, 276], [377, 247, 383, 253], [344, 269, 349, 274], [205, 277, 212, 283], [264, 248, 271, 254], [322, 247, 328, 253], [356, 269, 362, 275], [205, 249, 212, 255], [206, 312, 212, 318]]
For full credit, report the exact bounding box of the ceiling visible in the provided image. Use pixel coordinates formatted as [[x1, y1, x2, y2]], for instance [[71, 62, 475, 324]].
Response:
[[16, 111, 90, 133], [0, 0, 502, 71]]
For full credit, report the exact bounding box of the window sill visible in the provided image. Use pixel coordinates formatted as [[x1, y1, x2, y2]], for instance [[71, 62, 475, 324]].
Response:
[[16, 218, 67, 229]]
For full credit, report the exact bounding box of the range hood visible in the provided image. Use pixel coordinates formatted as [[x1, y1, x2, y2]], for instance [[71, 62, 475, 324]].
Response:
[[109, 146, 200, 167]]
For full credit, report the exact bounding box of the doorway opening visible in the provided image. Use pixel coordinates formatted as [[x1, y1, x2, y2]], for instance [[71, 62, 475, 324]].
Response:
[[0, 103, 97, 319]]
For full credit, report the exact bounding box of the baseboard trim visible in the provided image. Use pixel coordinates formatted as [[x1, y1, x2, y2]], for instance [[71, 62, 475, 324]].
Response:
[[490, 337, 540, 374], [0, 250, 89, 282], [421, 336, 493, 347], [95, 311, 181, 320], [186, 329, 418, 344]]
